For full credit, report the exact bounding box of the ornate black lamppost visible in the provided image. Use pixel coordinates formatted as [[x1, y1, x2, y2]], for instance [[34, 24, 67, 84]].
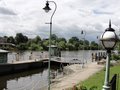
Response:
[[100, 20, 118, 90], [43, 1, 57, 90]]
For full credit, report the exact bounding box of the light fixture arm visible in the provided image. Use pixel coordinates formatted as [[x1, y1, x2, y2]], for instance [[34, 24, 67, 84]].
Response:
[[49, 1, 57, 24]]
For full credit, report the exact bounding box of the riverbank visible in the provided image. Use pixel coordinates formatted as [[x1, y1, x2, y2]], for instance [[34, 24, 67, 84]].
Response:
[[51, 62, 104, 90]]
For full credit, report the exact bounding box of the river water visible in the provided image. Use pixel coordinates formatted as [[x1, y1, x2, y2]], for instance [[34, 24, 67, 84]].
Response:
[[0, 50, 103, 90]]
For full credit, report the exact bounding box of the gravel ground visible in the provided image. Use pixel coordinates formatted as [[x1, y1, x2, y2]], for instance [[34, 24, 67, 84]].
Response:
[[51, 62, 104, 90]]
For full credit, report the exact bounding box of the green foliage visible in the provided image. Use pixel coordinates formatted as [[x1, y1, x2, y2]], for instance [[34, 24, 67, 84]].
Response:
[[68, 37, 80, 50], [51, 34, 58, 40], [58, 41, 66, 50], [16, 43, 28, 50], [57, 37, 67, 43], [3, 33, 101, 51], [79, 85, 87, 90], [72, 85, 97, 90], [15, 33, 28, 44], [7, 36, 15, 44], [77, 65, 120, 90], [84, 40, 89, 46], [90, 41, 99, 50], [112, 54, 120, 60], [33, 36, 41, 44], [89, 86, 97, 90], [29, 43, 43, 51]]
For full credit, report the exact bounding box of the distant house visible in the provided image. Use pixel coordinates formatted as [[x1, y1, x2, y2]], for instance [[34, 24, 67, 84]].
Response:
[[0, 49, 9, 63], [0, 37, 15, 50], [0, 37, 7, 43]]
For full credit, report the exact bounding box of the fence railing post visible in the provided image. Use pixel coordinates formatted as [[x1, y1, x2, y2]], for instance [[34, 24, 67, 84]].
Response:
[[110, 74, 117, 90]]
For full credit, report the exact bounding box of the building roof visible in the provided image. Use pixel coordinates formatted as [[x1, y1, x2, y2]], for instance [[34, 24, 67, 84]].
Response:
[[47, 45, 57, 48], [0, 49, 9, 53]]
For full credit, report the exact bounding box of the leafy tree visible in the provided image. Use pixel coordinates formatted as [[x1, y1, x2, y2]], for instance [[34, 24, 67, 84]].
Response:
[[57, 37, 67, 43], [42, 39, 49, 50], [79, 40, 84, 45], [7, 36, 15, 44], [84, 40, 89, 45], [69, 37, 79, 44], [58, 41, 66, 50], [66, 43, 74, 50], [29, 43, 43, 51], [15, 33, 28, 44], [33, 36, 41, 44], [90, 41, 98, 50], [16, 43, 28, 50], [51, 34, 58, 40], [68, 37, 79, 50], [83, 40, 89, 50], [2, 33, 102, 51]]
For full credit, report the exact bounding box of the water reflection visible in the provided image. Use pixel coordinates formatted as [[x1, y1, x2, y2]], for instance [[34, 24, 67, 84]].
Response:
[[0, 68, 44, 90], [0, 65, 62, 90]]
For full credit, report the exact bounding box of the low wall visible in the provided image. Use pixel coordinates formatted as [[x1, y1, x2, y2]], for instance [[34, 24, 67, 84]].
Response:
[[0, 61, 43, 75]]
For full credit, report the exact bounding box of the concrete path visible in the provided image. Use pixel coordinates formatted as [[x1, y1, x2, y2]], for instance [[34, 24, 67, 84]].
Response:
[[51, 62, 104, 90]]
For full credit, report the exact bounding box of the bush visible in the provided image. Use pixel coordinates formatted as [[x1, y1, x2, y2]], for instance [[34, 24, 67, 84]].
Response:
[[112, 54, 120, 61], [75, 85, 97, 90]]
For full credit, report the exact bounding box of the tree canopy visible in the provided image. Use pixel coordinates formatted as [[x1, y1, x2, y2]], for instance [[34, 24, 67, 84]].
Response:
[[1, 33, 101, 51]]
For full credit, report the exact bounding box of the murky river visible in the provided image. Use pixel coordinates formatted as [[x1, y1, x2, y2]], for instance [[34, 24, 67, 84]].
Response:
[[0, 50, 104, 90]]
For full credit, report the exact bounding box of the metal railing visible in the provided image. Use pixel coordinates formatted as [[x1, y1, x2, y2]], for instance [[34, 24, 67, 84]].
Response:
[[110, 74, 119, 90]]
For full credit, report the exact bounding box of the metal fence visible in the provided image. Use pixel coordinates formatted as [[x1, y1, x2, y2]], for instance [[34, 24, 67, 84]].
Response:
[[110, 74, 119, 90]]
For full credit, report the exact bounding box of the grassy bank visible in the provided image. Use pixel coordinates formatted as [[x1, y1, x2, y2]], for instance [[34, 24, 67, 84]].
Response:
[[76, 64, 120, 90]]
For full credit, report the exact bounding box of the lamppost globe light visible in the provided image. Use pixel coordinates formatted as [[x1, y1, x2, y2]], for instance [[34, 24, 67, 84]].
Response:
[[100, 31, 117, 50], [100, 21, 118, 50]]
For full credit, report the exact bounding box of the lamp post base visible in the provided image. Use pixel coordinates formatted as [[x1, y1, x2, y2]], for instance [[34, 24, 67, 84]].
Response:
[[102, 85, 110, 90]]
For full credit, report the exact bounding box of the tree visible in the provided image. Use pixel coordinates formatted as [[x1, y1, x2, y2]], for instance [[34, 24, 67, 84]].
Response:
[[66, 43, 74, 50], [84, 40, 89, 45], [17, 43, 27, 50], [90, 41, 98, 50], [58, 41, 66, 50], [51, 34, 58, 40], [57, 38, 67, 43], [68, 37, 80, 50], [29, 43, 43, 51], [33, 36, 41, 44], [79, 40, 84, 45], [15, 33, 28, 44], [69, 37, 79, 44], [42, 39, 49, 50], [84, 40, 89, 50], [7, 36, 15, 44]]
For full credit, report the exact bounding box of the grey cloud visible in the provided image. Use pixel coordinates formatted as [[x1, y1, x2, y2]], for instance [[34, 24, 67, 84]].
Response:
[[0, 7, 17, 15], [93, 9, 113, 15]]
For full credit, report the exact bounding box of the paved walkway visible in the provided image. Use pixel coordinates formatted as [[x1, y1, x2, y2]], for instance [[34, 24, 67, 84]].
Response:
[[51, 62, 104, 90]]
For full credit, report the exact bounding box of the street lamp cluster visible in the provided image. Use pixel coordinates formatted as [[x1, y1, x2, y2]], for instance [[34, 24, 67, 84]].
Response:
[[100, 20, 118, 90], [43, 1, 119, 90]]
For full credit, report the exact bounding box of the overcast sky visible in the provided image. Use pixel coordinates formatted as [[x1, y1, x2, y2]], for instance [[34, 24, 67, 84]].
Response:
[[0, 0, 120, 41]]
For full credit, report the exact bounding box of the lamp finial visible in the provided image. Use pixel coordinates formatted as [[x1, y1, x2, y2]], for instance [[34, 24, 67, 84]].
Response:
[[109, 19, 111, 28]]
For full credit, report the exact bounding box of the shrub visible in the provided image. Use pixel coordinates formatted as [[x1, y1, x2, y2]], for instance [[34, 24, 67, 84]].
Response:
[[112, 54, 120, 61], [75, 85, 98, 90]]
